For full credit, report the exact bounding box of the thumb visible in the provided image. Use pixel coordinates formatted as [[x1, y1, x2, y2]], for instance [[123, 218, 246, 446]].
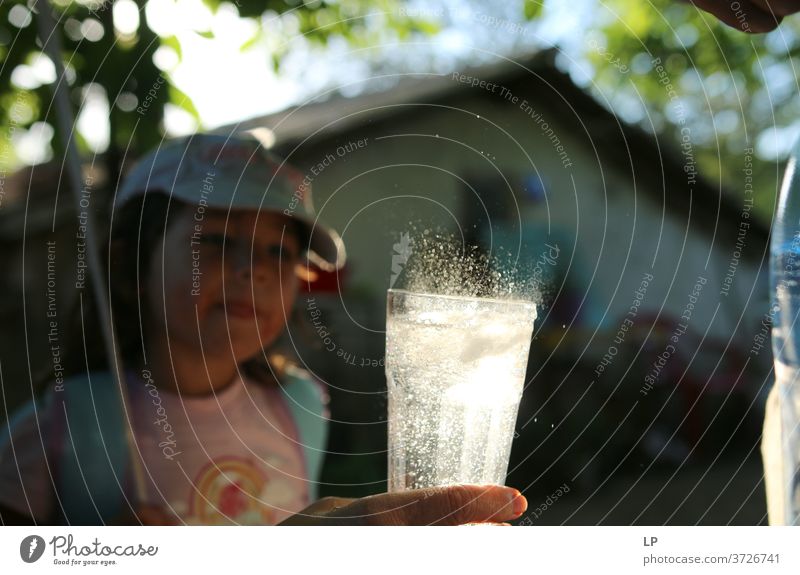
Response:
[[330, 485, 527, 526], [280, 496, 357, 525]]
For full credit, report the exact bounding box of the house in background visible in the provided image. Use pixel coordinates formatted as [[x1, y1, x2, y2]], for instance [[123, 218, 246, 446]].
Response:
[[0, 49, 773, 523], [226, 49, 768, 341], [220, 50, 772, 519]]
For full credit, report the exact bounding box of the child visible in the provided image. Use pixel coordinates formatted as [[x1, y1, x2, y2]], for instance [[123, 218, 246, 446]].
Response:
[[0, 133, 526, 525]]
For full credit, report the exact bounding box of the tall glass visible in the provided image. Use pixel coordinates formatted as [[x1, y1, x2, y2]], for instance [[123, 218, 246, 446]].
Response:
[[386, 289, 537, 491]]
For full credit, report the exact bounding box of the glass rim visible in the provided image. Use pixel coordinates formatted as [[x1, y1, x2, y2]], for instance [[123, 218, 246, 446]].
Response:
[[387, 288, 537, 310]]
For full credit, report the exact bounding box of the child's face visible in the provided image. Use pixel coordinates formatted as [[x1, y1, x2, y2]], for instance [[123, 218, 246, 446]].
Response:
[[146, 207, 301, 364]]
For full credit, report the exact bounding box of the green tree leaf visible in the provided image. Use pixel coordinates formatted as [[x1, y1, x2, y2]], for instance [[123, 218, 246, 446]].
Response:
[[523, 0, 544, 20]]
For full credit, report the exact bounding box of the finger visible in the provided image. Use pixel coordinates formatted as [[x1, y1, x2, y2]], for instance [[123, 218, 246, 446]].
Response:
[[279, 497, 356, 525], [426, 485, 527, 526], [305, 497, 357, 515], [334, 485, 527, 526], [689, 0, 782, 33]]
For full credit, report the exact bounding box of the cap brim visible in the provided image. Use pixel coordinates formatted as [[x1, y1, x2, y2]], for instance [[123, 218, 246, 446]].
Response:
[[221, 204, 346, 272], [164, 181, 347, 272], [294, 217, 347, 272]]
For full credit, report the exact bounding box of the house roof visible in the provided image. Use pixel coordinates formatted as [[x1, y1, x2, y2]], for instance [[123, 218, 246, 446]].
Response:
[[217, 49, 769, 258]]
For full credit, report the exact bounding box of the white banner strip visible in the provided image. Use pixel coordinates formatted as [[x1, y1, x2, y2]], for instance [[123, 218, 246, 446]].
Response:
[[1, 526, 798, 574]]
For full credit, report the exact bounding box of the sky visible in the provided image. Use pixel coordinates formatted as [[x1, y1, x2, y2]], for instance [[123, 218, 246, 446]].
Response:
[[4, 0, 596, 166], [144, 0, 800, 165], [138, 0, 595, 132], [8, 0, 797, 166]]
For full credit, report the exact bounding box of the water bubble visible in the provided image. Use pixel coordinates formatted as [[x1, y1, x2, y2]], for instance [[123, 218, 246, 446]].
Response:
[[395, 229, 539, 303]]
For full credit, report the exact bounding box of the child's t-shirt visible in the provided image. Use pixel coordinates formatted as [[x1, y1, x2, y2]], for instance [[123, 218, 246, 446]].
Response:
[[0, 370, 313, 525]]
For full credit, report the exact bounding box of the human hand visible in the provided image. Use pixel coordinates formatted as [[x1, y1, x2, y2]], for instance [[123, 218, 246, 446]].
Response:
[[688, 0, 799, 33], [279, 484, 527, 526]]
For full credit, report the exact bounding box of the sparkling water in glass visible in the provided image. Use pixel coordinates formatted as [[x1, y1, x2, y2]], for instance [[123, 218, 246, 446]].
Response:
[[386, 289, 537, 491]]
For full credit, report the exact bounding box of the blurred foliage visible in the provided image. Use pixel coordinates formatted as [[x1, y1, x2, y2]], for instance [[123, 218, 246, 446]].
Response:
[[1, 0, 795, 223], [2, 0, 160, 168], [0, 0, 439, 173], [579, 0, 800, 221]]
